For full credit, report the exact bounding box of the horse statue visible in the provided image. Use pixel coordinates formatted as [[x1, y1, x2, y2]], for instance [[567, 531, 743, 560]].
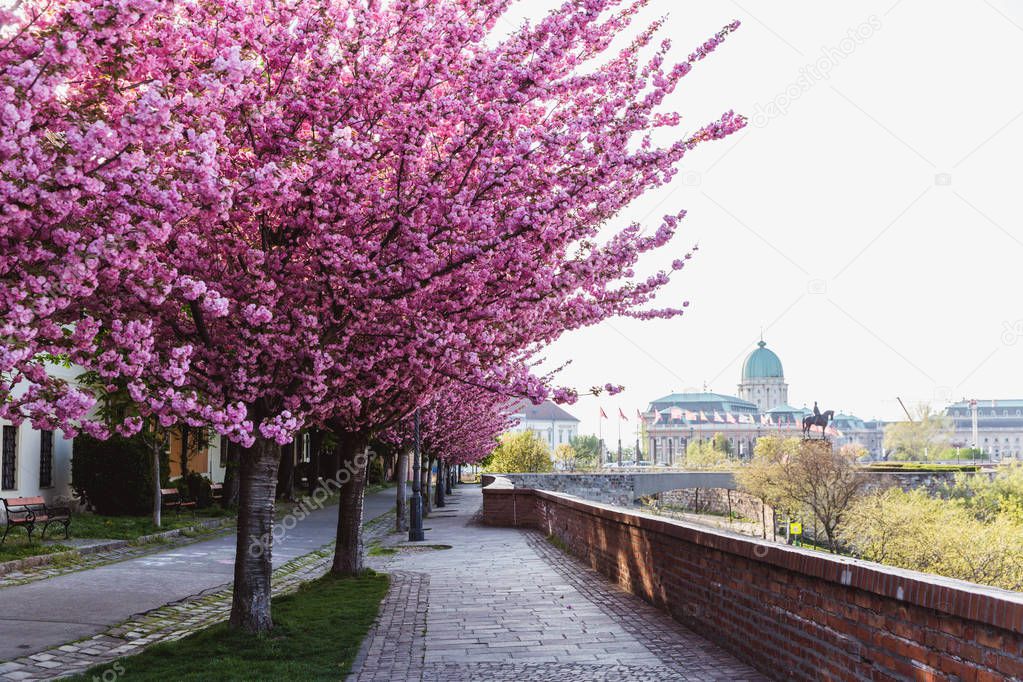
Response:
[[802, 409, 834, 439]]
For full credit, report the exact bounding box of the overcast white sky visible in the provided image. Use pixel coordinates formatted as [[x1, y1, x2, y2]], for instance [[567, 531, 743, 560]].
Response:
[[504, 0, 1023, 437]]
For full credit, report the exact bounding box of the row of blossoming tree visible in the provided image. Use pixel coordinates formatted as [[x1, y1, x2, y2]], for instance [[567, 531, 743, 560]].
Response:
[[0, 0, 743, 632]]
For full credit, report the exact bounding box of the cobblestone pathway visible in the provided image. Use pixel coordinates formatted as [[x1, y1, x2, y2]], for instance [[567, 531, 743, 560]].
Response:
[[0, 513, 393, 681], [351, 487, 767, 682]]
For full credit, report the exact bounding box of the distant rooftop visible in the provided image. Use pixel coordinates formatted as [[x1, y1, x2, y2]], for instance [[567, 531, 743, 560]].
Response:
[[512, 399, 579, 422], [947, 399, 1023, 409], [648, 392, 757, 412]]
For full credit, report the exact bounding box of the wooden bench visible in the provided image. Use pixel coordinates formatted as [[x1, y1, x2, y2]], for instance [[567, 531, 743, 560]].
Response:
[[210, 483, 223, 505], [1, 496, 71, 544], [160, 488, 197, 514]]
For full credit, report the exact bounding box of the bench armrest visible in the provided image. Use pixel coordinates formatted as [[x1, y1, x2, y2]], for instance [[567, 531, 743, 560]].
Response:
[[6, 509, 36, 523]]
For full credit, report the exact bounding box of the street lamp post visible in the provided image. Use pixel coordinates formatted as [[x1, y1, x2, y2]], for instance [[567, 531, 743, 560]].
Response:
[[409, 409, 425, 542]]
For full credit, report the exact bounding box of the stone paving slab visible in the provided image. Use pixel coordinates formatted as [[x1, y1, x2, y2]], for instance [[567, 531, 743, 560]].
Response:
[[350, 487, 767, 681]]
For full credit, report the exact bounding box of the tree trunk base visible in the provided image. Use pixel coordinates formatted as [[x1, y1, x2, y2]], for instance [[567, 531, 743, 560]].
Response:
[[229, 436, 280, 633], [331, 433, 369, 576]]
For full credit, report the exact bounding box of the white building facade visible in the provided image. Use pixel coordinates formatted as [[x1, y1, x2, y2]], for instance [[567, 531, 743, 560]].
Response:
[[945, 399, 1023, 460], [0, 363, 76, 503], [508, 400, 580, 452]]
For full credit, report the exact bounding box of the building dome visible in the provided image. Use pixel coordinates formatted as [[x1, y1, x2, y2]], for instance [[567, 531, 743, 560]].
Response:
[[741, 341, 784, 380]]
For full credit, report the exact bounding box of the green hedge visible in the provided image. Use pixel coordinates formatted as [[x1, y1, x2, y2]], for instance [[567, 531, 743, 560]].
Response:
[[862, 462, 980, 473], [177, 471, 214, 508], [72, 434, 169, 515]]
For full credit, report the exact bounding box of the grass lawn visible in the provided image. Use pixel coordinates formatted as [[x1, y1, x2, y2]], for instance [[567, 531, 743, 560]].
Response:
[[0, 537, 73, 563], [70, 507, 232, 541], [69, 571, 389, 681]]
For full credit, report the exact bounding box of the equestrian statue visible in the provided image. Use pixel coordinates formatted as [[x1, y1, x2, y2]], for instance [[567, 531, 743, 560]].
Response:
[[802, 401, 834, 439]]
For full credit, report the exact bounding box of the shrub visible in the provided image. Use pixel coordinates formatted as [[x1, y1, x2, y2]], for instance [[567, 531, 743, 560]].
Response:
[[484, 431, 553, 473], [177, 471, 214, 508], [72, 434, 169, 515], [366, 456, 385, 486]]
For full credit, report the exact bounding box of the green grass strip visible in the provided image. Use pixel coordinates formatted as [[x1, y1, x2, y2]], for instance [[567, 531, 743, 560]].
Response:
[[68, 571, 389, 681]]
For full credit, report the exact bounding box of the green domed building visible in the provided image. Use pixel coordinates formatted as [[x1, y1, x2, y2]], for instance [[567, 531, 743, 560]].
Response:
[[737, 340, 788, 412]]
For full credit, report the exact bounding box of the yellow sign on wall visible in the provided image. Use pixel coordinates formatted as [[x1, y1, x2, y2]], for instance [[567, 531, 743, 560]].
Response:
[[789, 522, 802, 536]]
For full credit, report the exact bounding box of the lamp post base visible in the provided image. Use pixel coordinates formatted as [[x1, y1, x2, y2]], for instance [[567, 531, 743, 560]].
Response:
[[409, 493, 425, 542]]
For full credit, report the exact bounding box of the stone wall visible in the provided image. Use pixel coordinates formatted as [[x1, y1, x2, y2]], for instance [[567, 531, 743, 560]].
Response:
[[486, 472, 639, 506], [656, 487, 766, 522], [483, 477, 1023, 681], [861, 469, 993, 495]]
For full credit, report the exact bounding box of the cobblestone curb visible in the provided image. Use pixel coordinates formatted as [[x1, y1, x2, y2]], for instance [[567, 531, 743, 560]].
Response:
[[0, 518, 236, 589], [347, 571, 430, 682], [0, 512, 393, 680]]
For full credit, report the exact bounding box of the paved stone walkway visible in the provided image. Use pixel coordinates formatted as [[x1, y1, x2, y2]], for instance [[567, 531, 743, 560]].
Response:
[[351, 486, 767, 681]]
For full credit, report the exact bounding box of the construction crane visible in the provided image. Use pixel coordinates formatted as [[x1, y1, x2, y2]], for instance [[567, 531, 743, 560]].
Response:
[[896, 397, 914, 422]]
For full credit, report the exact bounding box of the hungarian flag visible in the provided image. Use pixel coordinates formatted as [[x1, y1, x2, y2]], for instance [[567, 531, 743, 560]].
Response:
[[600, 407, 608, 419], [726, 413, 737, 424], [760, 414, 770, 425], [699, 410, 709, 421], [653, 410, 662, 424], [670, 407, 683, 420], [685, 410, 698, 421], [713, 411, 725, 423], [618, 407, 628, 421]]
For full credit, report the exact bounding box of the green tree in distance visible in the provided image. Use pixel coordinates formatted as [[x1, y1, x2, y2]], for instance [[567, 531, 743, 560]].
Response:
[[883, 403, 951, 460], [484, 431, 553, 474], [570, 435, 601, 468], [553, 443, 578, 470]]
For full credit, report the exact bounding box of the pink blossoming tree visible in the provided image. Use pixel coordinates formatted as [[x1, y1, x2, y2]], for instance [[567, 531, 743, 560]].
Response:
[[1, 0, 743, 632]]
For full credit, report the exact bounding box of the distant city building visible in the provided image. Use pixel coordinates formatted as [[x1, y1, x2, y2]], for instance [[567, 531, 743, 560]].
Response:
[[737, 340, 788, 412], [508, 400, 580, 452], [945, 399, 1023, 459], [642, 339, 883, 461]]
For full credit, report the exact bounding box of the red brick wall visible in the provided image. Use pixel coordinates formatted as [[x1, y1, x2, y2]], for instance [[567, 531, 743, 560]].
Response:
[[483, 480, 1023, 681]]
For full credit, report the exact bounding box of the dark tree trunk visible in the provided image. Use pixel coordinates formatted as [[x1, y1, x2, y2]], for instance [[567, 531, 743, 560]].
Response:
[[389, 451, 401, 483], [396, 448, 409, 533], [229, 435, 281, 633], [307, 430, 324, 494], [179, 426, 190, 478], [331, 433, 368, 576], [223, 439, 240, 507], [445, 462, 452, 495], [434, 461, 446, 507], [327, 443, 342, 482], [276, 441, 295, 501], [151, 437, 162, 528], [422, 454, 433, 515]]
